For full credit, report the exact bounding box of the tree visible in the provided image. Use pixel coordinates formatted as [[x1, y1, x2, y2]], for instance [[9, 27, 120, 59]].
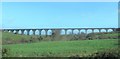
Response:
[[51, 29, 61, 41], [86, 33, 96, 40], [79, 32, 87, 40]]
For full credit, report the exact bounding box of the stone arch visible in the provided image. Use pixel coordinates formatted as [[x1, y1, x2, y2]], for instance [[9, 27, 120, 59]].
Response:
[[61, 29, 65, 35], [47, 29, 52, 35], [35, 30, 39, 35], [80, 29, 86, 34], [29, 30, 33, 35], [87, 29, 93, 34], [23, 30, 27, 35], [13, 30, 17, 34], [66, 29, 72, 35], [17, 30, 21, 34], [19, 30, 24, 35], [94, 29, 99, 33], [8, 30, 11, 33], [101, 29, 106, 33], [32, 29, 36, 35], [108, 29, 113, 32], [41, 29, 46, 35], [73, 29, 79, 34]]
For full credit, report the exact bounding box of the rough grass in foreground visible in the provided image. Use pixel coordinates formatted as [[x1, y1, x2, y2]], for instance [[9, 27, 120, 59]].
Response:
[[3, 39, 118, 57]]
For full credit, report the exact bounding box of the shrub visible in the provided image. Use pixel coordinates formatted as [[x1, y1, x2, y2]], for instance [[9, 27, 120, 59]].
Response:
[[79, 32, 87, 40], [51, 29, 61, 41], [38, 36, 43, 41], [7, 40, 14, 44], [67, 34, 78, 40], [89, 48, 120, 58], [98, 35, 108, 39], [86, 33, 96, 40], [20, 38, 29, 43], [2, 48, 10, 56]]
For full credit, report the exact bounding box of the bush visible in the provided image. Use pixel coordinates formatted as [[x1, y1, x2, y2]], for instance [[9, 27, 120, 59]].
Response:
[[68, 34, 79, 40], [7, 40, 14, 44], [79, 32, 87, 40], [98, 35, 109, 39], [89, 48, 120, 58], [86, 33, 96, 40], [38, 36, 43, 41], [20, 38, 29, 43], [51, 30, 61, 41], [2, 48, 10, 56]]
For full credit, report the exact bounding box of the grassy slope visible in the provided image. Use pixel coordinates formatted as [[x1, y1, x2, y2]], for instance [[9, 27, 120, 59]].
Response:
[[2, 31, 119, 40], [0, 31, 120, 40], [2, 31, 119, 57], [2, 32, 32, 40], [3, 39, 118, 57]]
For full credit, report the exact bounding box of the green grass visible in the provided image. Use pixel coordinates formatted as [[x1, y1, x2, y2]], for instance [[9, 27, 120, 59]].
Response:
[[2, 31, 119, 57], [2, 32, 32, 40], [99, 33, 119, 37], [3, 39, 118, 57]]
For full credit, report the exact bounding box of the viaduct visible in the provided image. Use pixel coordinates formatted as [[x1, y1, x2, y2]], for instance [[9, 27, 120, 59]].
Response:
[[1, 28, 119, 35]]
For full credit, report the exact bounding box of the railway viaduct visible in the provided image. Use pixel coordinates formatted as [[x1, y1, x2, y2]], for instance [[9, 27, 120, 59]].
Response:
[[1, 28, 119, 35]]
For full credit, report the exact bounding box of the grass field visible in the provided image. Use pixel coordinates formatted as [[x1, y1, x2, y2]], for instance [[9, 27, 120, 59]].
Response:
[[2, 31, 33, 40], [1, 31, 119, 57], [3, 39, 118, 57]]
